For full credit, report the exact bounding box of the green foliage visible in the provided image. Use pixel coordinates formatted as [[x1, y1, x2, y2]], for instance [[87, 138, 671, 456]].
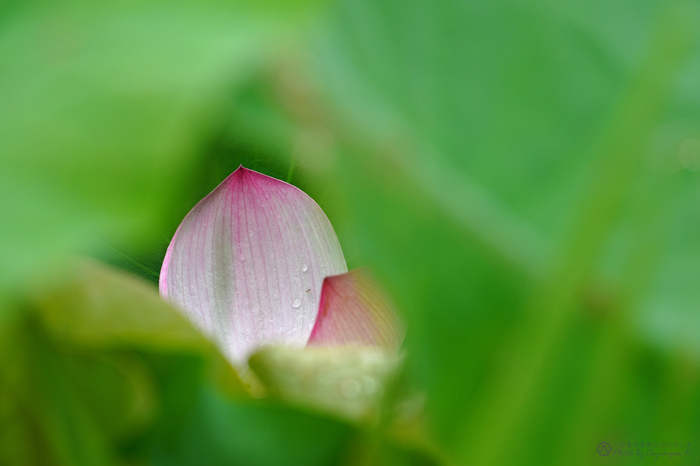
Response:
[[0, 0, 317, 290]]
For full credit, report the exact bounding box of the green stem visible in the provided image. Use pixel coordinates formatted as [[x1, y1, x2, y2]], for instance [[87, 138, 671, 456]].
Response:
[[454, 3, 695, 464]]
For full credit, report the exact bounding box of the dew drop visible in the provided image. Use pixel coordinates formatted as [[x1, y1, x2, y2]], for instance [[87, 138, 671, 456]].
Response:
[[301, 263, 309, 272], [291, 298, 302, 308]]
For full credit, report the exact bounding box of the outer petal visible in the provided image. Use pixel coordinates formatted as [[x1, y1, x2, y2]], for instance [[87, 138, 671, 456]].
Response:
[[307, 268, 405, 354], [160, 166, 347, 365]]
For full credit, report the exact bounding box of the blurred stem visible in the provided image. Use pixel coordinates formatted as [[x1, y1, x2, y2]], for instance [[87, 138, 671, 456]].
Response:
[[280, 43, 547, 277], [291, 56, 549, 279], [554, 168, 682, 465], [454, 2, 695, 464], [396, 144, 549, 277]]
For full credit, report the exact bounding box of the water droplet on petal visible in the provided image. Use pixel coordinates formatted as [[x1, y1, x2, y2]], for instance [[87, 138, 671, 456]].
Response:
[[292, 299, 302, 308], [301, 263, 308, 272]]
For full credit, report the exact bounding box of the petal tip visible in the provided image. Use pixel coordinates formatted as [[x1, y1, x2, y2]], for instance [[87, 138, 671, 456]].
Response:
[[158, 165, 348, 365]]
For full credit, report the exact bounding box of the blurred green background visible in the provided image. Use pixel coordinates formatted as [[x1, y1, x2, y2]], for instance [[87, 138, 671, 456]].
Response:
[[2, 0, 700, 464]]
